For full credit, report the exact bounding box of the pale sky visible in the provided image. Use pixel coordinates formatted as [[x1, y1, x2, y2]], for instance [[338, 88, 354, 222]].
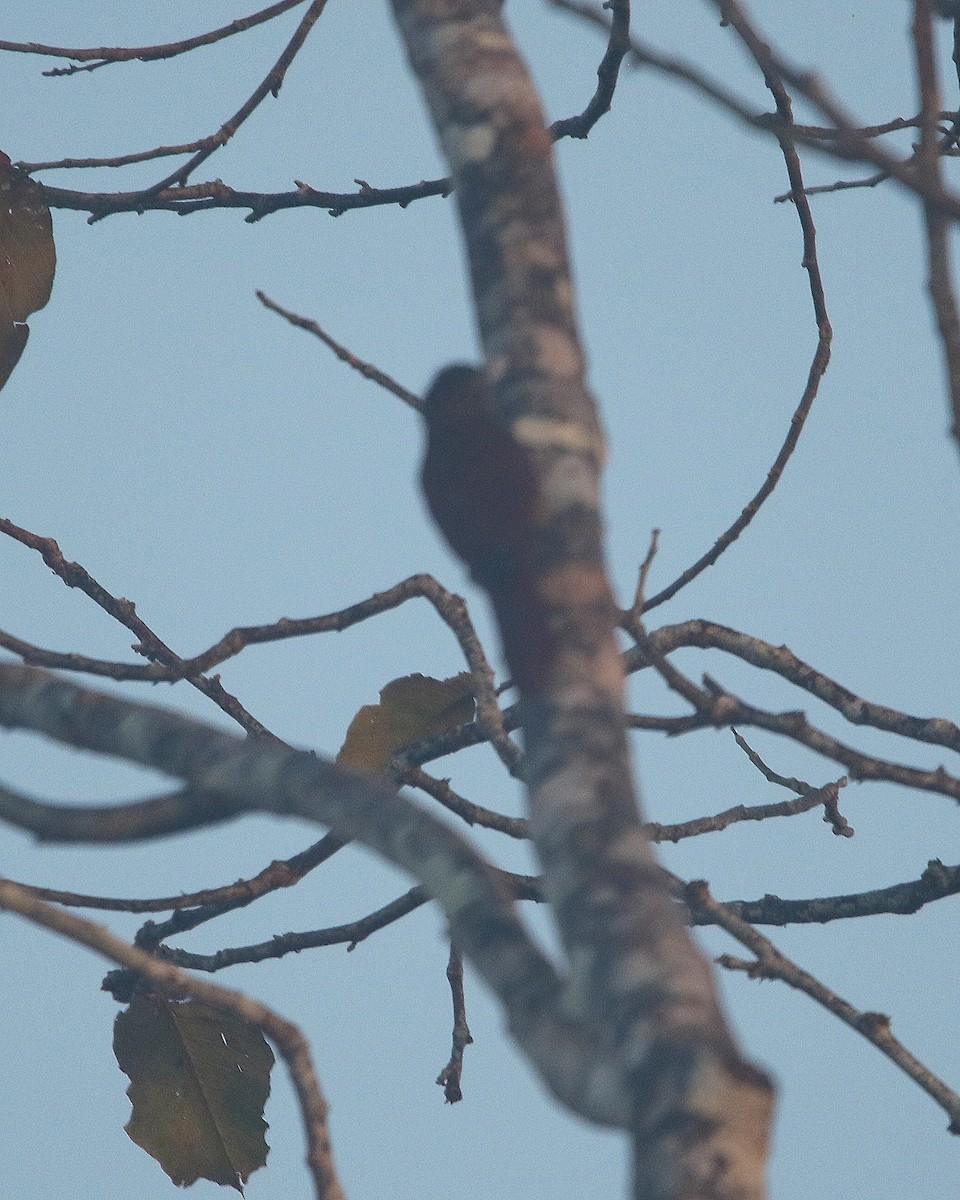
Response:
[[3, 4, 959, 1198]]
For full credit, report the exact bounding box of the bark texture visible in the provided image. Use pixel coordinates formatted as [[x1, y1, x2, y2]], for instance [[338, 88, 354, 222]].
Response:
[[393, 2, 774, 1196]]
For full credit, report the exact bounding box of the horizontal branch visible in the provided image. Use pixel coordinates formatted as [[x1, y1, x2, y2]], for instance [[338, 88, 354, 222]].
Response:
[[156, 886, 432, 971], [688, 879, 960, 1131], [0, 1, 308, 73], [709, 858, 960, 926], [152, 858, 960, 973], [637, 620, 960, 757], [0, 662, 628, 1127], [38, 175, 454, 222]]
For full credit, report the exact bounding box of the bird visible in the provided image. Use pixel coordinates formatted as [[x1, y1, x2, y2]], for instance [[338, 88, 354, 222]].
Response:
[[421, 365, 538, 589], [421, 364, 554, 690]]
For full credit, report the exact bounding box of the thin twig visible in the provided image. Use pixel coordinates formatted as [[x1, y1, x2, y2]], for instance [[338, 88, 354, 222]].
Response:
[[0, 1, 308, 75], [731, 730, 853, 837], [773, 112, 960, 204], [641, 32, 832, 613], [1, 833, 341, 914], [550, 0, 631, 140], [128, 0, 331, 198], [622, 528, 660, 637], [135, 871, 543, 972], [644, 779, 847, 844], [436, 944, 473, 1102], [551, 0, 768, 134], [400, 766, 528, 837], [631, 619, 960, 757], [774, 169, 889, 202], [0, 518, 280, 740], [0, 880, 345, 1199], [2, 557, 528, 787], [686, 878, 960, 1132], [712, 0, 960, 219], [257, 291, 423, 410], [3, 549, 525, 772], [20, 139, 242, 173], [154, 888, 433, 971], [794, 113, 957, 140]]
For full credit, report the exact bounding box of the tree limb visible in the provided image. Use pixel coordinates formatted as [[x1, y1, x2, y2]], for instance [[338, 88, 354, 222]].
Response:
[[391, 2, 773, 1196], [0, 661, 628, 1127]]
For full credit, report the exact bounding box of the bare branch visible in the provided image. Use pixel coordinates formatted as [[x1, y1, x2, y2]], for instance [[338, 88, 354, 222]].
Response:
[[644, 778, 848, 845], [649, 663, 960, 804], [0, 662, 628, 1127], [635, 620, 960, 758], [0, 517, 280, 739], [549, 0, 631, 140], [436, 944, 474, 1103], [400, 765, 528, 838], [0, 880, 345, 1200], [125, 0, 332, 196], [731, 731, 853, 837], [687, 880, 960, 1132], [703, 859, 960, 927], [257, 291, 423, 410], [774, 169, 890, 201], [20, 139, 241, 173], [2, 828, 341, 912], [154, 888, 433, 971], [39, 175, 455, 223], [640, 58, 832, 613], [0, 1, 309, 75], [712, 0, 960, 218]]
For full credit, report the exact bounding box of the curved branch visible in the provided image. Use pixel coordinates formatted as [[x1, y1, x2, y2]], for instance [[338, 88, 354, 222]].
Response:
[[636, 620, 960, 756], [0, 1, 309, 74], [549, 0, 631, 141], [2, 830, 340, 913], [640, 58, 832, 613], [687, 879, 960, 1132], [0, 879, 345, 1200], [0, 781, 235, 842], [0, 662, 627, 1128], [630, 652, 960, 804]]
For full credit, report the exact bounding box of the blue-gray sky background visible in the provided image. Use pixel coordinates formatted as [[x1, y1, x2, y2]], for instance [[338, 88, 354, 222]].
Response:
[[2, 3, 958, 1197]]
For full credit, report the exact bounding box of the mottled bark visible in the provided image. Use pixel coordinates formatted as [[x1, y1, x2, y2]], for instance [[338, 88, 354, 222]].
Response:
[[0, 662, 626, 1126], [391, 2, 773, 1196]]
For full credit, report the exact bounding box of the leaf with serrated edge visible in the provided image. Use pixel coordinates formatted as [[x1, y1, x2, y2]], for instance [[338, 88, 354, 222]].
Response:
[[114, 995, 273, 1193]]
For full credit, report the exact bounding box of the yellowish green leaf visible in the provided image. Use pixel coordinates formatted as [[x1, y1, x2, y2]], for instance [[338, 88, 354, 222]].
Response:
[[114, 995, 274, 1193], [337, 672, 475, 775]]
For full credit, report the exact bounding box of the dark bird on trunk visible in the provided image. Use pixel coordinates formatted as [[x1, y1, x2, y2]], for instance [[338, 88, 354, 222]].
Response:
[[421, 364, 552, 690], [421, 364, 539, 591]]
